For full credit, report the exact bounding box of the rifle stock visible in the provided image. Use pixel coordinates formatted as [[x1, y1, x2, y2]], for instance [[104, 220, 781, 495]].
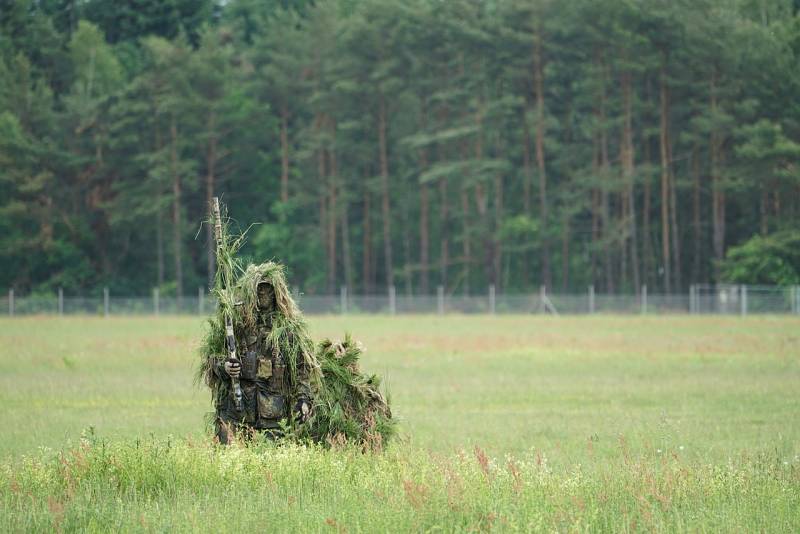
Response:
[[212, 197, 243, 412]]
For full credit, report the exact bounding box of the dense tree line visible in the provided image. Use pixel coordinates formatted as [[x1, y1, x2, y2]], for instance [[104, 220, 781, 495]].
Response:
[[2, 0, 800, 298]]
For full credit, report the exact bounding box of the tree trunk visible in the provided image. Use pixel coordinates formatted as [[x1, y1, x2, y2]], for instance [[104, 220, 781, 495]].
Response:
[[620, 192, 628, 290], [595, 53, 614, 293], [439, 177, 449, 291], [591, 106, 601, 289], [473, 105, 492, 288], [773, 190, 780, 222], [591, 188, 600, 289], [341, 193, 353, 294], [659, 64, 672, 293], [362, 185, 372, 294], [420, 183, 430, 294], [669, 147, 682, 291], [402, 202, 413, 296], [533, 22, 551, 289], [494, 172, 503, 291], [561, 215, 570, 291], [621, 70, 640, 294], [599, 58, 614, 293], [691, 146, 702, 283], [327, 121, 338, 293], [378, 95, 393, 290], [280, 105, 290, 204], [641, 125, 652, 288], [522, 107, 533, 288], [461, 186, 471, 295], [313, 53, 326, 294], [417, 105, 431, 294], [473, 178, 489, 285], [154, 124, 164, 288], [170, 115, 183, 304], [710, 72, 726, 280], [156, 208, 164, 287]]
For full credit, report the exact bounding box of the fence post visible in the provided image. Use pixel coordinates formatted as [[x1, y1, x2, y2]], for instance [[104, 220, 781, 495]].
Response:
[[539, 285, 546, 314], [689, 284, 695, 314], [154, 288, 160, 317], [437, 285, 444, 315], [388, 285, 396, 315], [792, 285, 799, 315], [340, 286, 348, 315], [103, 287, 109, 318], [696, 285, 702, 314], [740, 285, 748, 317], [9, 289, 14, 316], [198, 286, 204, 315], [588, 285, 595, 314], [641, 285, 648, 314], [489, 284, 496, 315], [696, 284, 700, 314], [58, 288, 64, 316], [794, 286, 800, 315]]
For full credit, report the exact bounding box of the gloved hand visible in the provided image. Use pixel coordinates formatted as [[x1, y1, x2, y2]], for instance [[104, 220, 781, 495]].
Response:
[[294, 398, 311, 423], [224, 358, 241, 379]]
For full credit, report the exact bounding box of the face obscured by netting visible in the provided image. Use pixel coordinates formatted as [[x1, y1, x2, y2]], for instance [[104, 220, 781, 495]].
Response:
[[257, 281, 276, 312]]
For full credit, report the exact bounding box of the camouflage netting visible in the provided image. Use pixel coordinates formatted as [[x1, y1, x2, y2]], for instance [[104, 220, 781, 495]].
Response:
[[198, 201, 394, 449], [310, 335, 395, 450]]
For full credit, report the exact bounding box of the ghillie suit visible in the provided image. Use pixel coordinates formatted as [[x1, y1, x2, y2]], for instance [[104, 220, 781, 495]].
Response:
[[198, 199, 393, 448], [310, 336, 395, 451], [199, 261, 320, 443]]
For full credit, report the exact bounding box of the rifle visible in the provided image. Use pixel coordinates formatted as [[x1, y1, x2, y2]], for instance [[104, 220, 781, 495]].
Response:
[[212, 197, 243, 412]]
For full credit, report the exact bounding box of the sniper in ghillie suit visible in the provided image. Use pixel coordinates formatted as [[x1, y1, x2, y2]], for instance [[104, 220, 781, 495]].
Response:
[[198, 198, 394, 450]]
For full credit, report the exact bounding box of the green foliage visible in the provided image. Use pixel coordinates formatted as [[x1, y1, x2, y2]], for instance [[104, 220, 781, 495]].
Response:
[[3, 0, 800, 294], [500, 215, 539, 253], [719, 230, 800, 285], [81, 0, 216, 45], [2, 436, 799, 532], [68, 21, 123, 98], [309, 335, 395, 449]]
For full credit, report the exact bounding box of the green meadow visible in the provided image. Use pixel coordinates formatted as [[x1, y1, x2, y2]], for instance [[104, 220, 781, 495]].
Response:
[[1, 316, 799, 532]]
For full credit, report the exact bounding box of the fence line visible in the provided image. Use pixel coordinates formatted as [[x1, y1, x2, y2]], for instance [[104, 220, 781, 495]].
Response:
[[2, 284, 799, 317]]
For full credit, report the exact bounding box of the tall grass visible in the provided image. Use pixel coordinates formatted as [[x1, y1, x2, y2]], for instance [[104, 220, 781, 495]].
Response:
[[1, 316, 798, 531], [2, 433, 798, 532]]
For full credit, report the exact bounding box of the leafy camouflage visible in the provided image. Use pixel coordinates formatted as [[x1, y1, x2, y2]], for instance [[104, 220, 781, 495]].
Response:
[[309, 335, 396, 451], [198, 199, 393, 448]]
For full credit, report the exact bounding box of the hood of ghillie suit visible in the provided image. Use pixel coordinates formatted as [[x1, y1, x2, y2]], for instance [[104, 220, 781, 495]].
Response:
[[236, 262, 302, 329], [198, 261, 321, 395]]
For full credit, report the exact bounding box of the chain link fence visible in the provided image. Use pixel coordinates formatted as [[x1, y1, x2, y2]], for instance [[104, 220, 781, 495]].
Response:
[[2, 285, 799, 316]]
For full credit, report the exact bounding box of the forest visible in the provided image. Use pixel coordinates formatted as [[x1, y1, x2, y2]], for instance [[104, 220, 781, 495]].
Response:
[[2, 0, 800, 298]]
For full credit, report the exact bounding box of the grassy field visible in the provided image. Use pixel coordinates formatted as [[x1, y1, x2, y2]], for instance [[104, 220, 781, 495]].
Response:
[[1, 315, 798, 531]]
